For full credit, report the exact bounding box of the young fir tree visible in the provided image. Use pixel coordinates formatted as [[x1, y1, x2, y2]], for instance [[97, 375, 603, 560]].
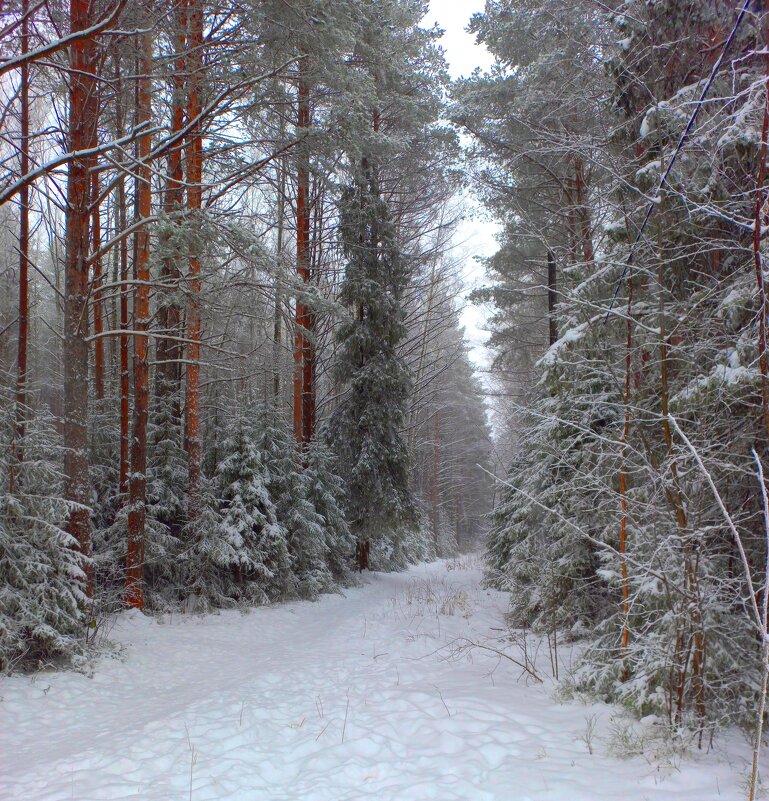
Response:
[[303, 440, 357, 585], [326, 160, 418, 571], [146, 392, 187, 545], [208, 428, 292, 604], [0, 410, 86, 670], [254, 413, 328, 598], [93, 394, 182, 612], [178, 478, 230, 611], [485, 340, 619, 638]]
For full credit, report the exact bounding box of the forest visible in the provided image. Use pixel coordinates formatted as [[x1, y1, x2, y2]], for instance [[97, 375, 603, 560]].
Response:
[[3, 1, 769, 800], [470, 0, 769, 796], [0, 0, 494, 658]]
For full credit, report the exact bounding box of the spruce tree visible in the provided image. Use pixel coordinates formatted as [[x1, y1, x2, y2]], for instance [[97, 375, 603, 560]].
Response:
[[212, 428, 292, 602], [326, 161, 417, 571], [255, 414, 329, 598], [0, 411, 86, 670], [303, 440, 356, 585]]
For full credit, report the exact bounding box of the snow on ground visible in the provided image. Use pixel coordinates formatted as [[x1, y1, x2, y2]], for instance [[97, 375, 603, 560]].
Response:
[[0, 557, 758, 800]]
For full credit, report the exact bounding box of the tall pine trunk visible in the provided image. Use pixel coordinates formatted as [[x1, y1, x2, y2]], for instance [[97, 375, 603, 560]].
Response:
[[273, 140, 286, 403], [63, 0, 99, 596], [126, 26, 154, 609], [114, 48, 130, 497]]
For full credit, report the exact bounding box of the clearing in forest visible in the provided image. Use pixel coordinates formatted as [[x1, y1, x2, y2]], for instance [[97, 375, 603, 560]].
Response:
[[0, 557, 756, 800]]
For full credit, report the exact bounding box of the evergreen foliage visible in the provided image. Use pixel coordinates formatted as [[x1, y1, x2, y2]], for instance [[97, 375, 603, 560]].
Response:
[[468, 0, 769, 735], [213, 427, 292, 602], [0, 410, 86, 670], [147, 391, 187, 540], [255, 414, 329, 598], [0, 0, 495, 678], [327, 162, 419, 571], [299, 439, 357, 587]]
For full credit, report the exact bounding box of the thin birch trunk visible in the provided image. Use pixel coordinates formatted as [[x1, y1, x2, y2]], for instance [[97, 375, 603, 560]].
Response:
[[432, 399, 441, 550], [407, 251, 438, 454]]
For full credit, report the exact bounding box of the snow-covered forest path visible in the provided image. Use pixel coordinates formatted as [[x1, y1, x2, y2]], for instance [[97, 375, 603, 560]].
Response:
[[0, 558, 753, 800]]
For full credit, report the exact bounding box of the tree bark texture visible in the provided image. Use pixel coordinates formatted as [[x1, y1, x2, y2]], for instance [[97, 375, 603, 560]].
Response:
[[126, 26, 154, 610], [63, 0, 99, 596], [547, 250, 557, 346]]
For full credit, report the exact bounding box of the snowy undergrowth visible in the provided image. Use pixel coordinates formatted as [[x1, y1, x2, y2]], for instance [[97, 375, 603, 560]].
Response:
[[0, 557, 761, 800]]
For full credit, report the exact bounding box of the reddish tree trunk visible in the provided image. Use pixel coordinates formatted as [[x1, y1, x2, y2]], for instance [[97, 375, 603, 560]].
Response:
[[63, 0, 99, 596], [126, 27, 154, 609], [114, 50, 130, 497], [185, 0, 204, 514], [564, 178, 577, 265], [302, 180, 320, 444], [118, 182, 130, 496]]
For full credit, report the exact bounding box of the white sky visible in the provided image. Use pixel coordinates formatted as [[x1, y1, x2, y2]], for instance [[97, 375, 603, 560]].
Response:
[[427, 0, 494, 79], [425, 1, 499, 374]]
